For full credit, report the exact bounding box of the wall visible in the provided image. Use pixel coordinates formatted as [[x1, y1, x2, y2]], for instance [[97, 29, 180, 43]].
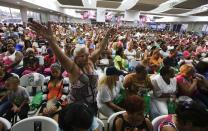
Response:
[[186, 23, 206, 32], [40, 12, 49, 23], [69, 18, 91, 24], [155, 16, 208, 23], [23, 0, 61, 12]]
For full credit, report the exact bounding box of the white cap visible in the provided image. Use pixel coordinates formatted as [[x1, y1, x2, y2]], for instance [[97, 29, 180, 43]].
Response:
[[118, 36, 124, 40], [85, 33, 90, 36]]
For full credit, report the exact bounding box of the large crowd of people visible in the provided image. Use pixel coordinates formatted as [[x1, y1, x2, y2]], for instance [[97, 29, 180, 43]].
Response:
[[0, 21, 208, 131]]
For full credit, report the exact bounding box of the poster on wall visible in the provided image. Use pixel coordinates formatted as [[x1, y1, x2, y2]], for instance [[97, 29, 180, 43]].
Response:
[[180, 24, 188, 32], [81, 11, 90, 20], [202, 24, 208, 32], [96, 8, 106, 22]]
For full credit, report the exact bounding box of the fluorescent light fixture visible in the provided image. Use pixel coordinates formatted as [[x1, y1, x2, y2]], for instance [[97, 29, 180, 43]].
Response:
[[150, 0, 187, 13]]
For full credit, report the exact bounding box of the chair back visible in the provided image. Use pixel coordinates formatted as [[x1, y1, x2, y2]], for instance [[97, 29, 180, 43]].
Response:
[[107, 111, 126, 131], [11, 73, 19, 78], [95, 117, 104, 131], [11, 116, 59, 131], [36, 55, 44, 66], [0, 117, 11, 130], [20, 73, 45, 96], [152, 115, 168, 131]]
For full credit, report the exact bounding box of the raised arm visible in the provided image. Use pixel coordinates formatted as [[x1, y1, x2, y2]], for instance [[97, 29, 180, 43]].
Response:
[[90, 28, 116, 63], [29, 21, 80, 82]]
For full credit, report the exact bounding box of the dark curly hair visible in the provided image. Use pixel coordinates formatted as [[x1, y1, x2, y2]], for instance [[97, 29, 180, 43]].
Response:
[[58, 103, 94, 131], [176, 100, 208, 128], [124, 95, 145, 113]]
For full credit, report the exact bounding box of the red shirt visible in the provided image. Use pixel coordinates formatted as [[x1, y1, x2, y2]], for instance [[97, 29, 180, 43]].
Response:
[[44, 55, 56, 67]]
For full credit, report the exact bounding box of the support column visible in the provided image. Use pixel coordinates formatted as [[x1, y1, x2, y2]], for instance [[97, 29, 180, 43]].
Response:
[[40, 12, 49, 24], [58, 15, 62, 23], [63, 16, 67, 23], [20, 8, 28, 27]]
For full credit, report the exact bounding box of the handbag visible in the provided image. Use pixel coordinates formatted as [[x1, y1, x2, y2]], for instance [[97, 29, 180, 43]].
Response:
[[113, 88, 126, 105]]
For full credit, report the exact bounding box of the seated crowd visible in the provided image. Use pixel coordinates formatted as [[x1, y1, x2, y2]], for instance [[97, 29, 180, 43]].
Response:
[[0, 21, 208, 131]]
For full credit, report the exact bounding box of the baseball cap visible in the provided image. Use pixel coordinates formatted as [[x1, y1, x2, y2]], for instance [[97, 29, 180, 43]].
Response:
[[106, 67, 125, 76]]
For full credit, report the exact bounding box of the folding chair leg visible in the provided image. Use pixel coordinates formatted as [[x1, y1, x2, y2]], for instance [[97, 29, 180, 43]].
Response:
[[12, 114, 18, 125]]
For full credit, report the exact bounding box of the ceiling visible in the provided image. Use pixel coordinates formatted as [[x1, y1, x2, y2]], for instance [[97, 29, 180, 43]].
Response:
[[57, 0, 208, 16], [57, 0, 83, 6], [0, 0, 60, 14], [0, 0, 207, 18], [174, 0, 208, 9], [97, 1, 120, 9], [163, 8, 192, 14]]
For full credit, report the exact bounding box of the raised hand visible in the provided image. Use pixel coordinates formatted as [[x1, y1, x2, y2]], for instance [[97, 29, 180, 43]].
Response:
[[28, 21, 55, 42]]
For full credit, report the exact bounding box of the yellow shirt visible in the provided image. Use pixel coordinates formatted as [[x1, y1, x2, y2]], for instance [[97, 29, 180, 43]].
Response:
[[114, 55, 127, 70]]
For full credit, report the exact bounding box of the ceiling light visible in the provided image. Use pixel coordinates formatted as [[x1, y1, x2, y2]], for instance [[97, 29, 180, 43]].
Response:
[[17, 2, 20, 4]]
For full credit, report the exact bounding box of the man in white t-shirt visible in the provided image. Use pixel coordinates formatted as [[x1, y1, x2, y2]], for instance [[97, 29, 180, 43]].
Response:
[[124, 42, 136, 61], [159, 42, 169, 58], [150, 66, 177, 118]]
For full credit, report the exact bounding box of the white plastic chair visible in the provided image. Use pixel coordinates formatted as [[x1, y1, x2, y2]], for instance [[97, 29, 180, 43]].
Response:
[[152, 115, 168, 131], [36, 55, 44, 66], [20, 72, 45, 95], [11, 73, 19, 79], [11, 116, 59, 131], [95, 117, 104, 131], [0, 117, 11, 130], [107, 111, 126, 131], [20, 73, 45, 115]]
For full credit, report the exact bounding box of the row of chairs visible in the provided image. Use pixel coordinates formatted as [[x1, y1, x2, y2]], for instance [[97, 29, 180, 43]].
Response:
[[0, 116, 104, 131], [0, 112, 167, 131]]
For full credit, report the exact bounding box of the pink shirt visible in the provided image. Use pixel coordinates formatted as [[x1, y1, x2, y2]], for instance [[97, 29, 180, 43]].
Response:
[[176, 74, 197, 97], [196, 46, 207, 55]]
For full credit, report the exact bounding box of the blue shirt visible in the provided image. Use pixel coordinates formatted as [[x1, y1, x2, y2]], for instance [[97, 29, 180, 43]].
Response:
[[78, 37, 85, 45]]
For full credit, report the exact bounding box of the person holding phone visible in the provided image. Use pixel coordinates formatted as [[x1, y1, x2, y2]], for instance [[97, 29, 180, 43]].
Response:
[[176, 64, 208, 108]]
